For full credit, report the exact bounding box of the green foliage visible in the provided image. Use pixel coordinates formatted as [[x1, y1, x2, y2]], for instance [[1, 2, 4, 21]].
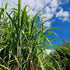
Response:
[[51, 41, 70, 70], [0, 0, 70, 70], [0, 0, 56, 70]]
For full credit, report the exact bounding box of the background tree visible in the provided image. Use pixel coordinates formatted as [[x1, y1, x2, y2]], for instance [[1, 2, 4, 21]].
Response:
[[50, 40, 70, 70]]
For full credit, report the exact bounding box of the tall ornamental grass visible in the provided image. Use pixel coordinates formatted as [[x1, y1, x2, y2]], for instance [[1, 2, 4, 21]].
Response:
[[0, 0, 60, 70]]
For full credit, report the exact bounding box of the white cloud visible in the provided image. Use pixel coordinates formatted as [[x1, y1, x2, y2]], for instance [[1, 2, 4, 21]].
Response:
[[44, 21, 51, 27], [0, 0, 2, 8], [56, 8, 69, 21], [49, 0, 58, 8], [58, 0, 69, 5], [1, 0, 70, 26], [44, 49, 52, 55]]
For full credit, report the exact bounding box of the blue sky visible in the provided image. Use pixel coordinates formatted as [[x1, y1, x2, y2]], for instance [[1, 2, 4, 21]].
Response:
[[0, 0, 70, 42], [51, 0, 70, 42]]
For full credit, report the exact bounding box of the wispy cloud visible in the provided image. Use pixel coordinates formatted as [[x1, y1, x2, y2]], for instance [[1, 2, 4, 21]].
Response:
[[58, 0, 69, 4], [56, 8, 69, 21], [44, 21, 51, 27], [0, 0, 70, 27]]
